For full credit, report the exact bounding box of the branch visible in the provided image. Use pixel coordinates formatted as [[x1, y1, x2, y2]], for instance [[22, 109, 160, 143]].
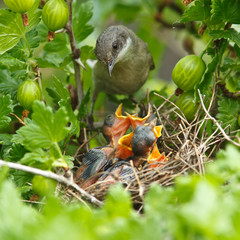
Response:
[[217, 83, 240, 99], [65, 0, 85, 106], [198, 89, 240, 147], [0, 160, 103, 207]]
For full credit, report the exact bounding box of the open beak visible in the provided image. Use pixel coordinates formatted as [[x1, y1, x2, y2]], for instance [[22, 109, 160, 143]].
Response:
[[108, 59, 115, 77], [102, 104, 131, 147]]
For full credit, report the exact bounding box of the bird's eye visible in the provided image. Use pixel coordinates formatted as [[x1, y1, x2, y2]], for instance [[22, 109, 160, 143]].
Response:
[[112, 42, 118, 49]]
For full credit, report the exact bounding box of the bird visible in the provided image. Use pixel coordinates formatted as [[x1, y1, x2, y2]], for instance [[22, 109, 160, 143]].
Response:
[[90, 25, 155, 116]]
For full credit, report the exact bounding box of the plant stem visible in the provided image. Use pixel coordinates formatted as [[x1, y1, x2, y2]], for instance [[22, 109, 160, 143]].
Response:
[[65, 0, 84, 107], [0, 160, 103, 207]]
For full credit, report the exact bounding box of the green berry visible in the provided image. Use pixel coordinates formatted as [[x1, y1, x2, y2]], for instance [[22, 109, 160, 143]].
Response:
[[176, 91, 198, 121], [17, 80, 42, 110], [172, 55, 206, 91], [32, 175, 57, 197], [3, 0, 35, 13], [42, 0, 69, 32]]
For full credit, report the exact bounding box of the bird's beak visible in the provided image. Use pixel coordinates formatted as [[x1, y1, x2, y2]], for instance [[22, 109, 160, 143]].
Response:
[[108, 59, 115, 77]]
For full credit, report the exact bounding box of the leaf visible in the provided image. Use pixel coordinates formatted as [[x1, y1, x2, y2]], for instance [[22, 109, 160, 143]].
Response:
[[0, 10, 25, 54], [216, 97, 239, 131], [25, 0, 42, 32], [47, 76, 80, 137], [72, 1, 94, 43], [0, 53, 25, 70], [0, 95, 12, 129], [8, 144, 28, 162], [180, 0, 211, 23], [78, 88, 91, 118], [197, 54, 218, 96], [44, 34, 69, 54], [16, 101, 70, 150], [211, 0, 240, 24], [113, 3, 141, 23], [0, 69, 22, 98], [209, 29, 240, 48], [26, 29, 40, 49], [59, 98, 80, 137]]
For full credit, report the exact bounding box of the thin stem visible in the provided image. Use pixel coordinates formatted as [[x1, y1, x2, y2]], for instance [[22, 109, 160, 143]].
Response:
[[65, 0, 84, 106], [0, 160, 103, 207]]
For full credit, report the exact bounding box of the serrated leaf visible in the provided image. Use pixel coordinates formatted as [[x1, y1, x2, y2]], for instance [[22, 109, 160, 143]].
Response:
[[25, 0, 41, 32], [59, 98, 80, 137], [35, 57, 60, 68], [181, 0, 211, 23], [0, 133, 12, 145], [8, 144, 27, 163], [0, 53, 25, 70], [0, 95, 12, 129], [44, 34, 69, 54], [20, 149, 50, 167], [211, 0, 240, 24], [80, 45, 95, 63], [16, 101, 70, 150], [209, 29, 240, 48], [0, 69, 22, 98], [73, 1, 94, 43], [26, 29, 40, 49], [0, 10, 25, 54], [216, 97, 239, 131]]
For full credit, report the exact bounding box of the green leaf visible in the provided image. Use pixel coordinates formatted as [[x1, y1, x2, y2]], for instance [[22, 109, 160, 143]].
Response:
[[211, 0, 240, 24], [47, 76, 80, 137], [26, 29, 40, 49], [0, 95, 12, 129], [16, 101, 70, 150], [196, 54, 218, 97], [25, 0, 42, 32], [59, 98, 80, 137], [0, 53, 25, 70], [8, 144, 27, 162], [113, 3, 141, 23], [0, 10, 25, 54], [209, 29, 240, 48], [20, 149, 51, 168], [72, 1, 94, 43], [78, 88, 91, 118], [216, 97, 239, 131], [0, 70, 22, 98], [180, 0, 211, 23], [104, 184, 132, 218]]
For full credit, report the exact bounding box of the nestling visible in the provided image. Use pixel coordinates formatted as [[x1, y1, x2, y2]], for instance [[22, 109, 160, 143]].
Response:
[[91, 25, 155, 115]]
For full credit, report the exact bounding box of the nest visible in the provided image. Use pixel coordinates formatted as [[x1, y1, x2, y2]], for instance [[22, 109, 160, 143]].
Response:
[[63, 91, 233, 207]]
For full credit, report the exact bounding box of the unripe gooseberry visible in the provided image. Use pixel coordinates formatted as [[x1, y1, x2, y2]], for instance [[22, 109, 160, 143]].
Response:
[[32, 175, 57, 197], [3, 0, 36, 26], [3, 0, 35, 13], [172, 55, 206, 91], [17, 80, 42, 110], [42, 0, 69, 32], [176, 90, 198, 121]]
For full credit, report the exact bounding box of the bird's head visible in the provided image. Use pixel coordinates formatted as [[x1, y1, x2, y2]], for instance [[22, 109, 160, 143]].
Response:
[[94, 25, 132, 76]]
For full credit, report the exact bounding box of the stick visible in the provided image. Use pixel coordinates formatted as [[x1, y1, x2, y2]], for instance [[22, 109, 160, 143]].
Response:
[[198, 89, 240, 147], [0, 160, 103, 207]]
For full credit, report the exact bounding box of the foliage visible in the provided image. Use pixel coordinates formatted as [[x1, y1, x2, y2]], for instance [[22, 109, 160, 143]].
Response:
[[0, 145, 240, 240]]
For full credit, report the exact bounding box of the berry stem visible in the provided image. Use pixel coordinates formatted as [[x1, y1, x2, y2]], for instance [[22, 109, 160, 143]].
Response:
[[21, 13, 29, 26]]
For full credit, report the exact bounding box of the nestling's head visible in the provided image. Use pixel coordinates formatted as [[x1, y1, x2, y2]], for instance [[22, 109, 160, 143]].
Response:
[[94, 25, 132, 76]]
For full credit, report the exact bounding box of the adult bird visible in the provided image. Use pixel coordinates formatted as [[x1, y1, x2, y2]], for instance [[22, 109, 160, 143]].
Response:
[[90, 25, 155, 116]]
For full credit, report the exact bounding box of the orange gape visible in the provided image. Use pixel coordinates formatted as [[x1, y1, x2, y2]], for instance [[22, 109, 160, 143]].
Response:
[[75, 104, 167, 188]]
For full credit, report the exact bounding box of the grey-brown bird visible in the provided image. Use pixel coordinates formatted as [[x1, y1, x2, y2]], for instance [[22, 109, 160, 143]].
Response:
[[90, 25, 155, 115]]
